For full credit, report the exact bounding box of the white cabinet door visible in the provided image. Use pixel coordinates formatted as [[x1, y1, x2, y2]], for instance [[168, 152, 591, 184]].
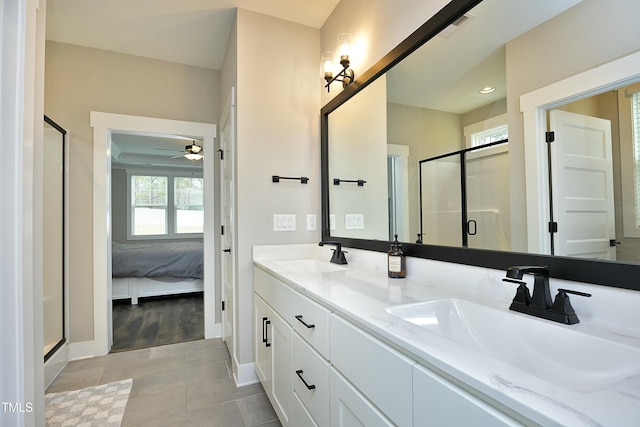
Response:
[[271, 309, 293, 426], [254, 293, 293, 427], [254, 295, 272, 388], [330, 367, 394, 427], [413, 365, 522, 426]]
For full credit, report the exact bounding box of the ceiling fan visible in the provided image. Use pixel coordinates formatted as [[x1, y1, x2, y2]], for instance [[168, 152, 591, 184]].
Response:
[[182, 143, 203, 160], [154, 141, 204, 160]]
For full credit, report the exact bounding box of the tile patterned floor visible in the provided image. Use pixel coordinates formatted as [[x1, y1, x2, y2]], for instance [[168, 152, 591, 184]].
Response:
[[46, 338, 281, 426]]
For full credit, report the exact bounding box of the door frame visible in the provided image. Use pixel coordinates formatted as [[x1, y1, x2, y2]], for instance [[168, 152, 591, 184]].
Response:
[[91, 112, 217, 355], [520, 50, 640, 254]]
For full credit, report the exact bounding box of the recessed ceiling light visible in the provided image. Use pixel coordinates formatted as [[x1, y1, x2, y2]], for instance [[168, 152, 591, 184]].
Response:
[[480, 86, 495, 94]]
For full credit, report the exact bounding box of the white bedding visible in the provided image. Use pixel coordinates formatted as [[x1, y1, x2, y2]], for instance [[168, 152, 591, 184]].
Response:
[[112, 277, 203, 305]]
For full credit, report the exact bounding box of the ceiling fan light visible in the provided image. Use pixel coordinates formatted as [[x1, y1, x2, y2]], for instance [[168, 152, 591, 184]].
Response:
[[184, 152, 203, 161]]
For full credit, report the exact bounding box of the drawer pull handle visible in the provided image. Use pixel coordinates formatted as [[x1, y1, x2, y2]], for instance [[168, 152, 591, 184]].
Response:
[[264, 319, 271, 348], [295, 315, 315, 329], [295, 369, 316, 390], [262, 317, 268, 343]]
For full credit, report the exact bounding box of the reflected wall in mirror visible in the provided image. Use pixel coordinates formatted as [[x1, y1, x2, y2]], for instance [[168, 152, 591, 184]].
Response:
[[322, 0, 640, 290], [43, 116, 66, 360]]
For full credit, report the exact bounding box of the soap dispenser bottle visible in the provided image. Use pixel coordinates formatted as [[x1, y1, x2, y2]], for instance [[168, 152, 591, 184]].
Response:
[[388, 235, 406, 278]]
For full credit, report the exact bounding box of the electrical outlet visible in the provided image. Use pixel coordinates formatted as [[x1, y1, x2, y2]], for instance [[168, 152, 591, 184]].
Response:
[[273, 214, 296, 231]]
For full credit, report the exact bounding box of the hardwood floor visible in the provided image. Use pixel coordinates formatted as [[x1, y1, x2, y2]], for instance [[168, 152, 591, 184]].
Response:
[[111, 293, 204, 353]]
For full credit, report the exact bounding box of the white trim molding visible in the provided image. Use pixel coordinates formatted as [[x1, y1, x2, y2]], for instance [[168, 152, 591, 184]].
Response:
[[520, 50, 640, 254], [90, 112, 217, 355]]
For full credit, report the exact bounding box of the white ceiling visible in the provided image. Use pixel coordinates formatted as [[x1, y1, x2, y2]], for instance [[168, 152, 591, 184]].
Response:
[[387, 0, 582, 114], [46, 0, 340, 70], [110, 132, 207, 169]]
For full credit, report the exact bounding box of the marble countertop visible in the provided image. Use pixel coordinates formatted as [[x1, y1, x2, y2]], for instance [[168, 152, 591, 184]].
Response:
[[253, 244, 640, 427]]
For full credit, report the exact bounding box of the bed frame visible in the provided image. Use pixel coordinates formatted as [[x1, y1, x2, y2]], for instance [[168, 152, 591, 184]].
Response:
[[111, 277, 204, 305]]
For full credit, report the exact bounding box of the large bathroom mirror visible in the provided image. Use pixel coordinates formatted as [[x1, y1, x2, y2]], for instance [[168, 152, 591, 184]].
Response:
[[321, 0, 640, 290]]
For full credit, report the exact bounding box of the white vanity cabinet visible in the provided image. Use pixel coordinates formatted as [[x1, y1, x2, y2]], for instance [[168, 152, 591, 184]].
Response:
[[413, 365, 522, 427], [253, 269, 294, 426], [254, 263, 523, 427]]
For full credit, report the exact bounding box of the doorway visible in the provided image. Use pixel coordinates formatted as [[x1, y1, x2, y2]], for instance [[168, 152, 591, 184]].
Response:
[[521, 50, 640, 256], [91, 112, 217, 355], [548, 109, 615, 259]]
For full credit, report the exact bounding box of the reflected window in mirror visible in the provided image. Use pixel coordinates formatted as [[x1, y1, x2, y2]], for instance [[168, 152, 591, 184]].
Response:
[[620, 82, 640, 240]]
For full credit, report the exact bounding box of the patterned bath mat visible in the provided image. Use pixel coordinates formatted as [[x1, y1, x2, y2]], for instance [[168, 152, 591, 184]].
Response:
[[45, 378, 132, 426]]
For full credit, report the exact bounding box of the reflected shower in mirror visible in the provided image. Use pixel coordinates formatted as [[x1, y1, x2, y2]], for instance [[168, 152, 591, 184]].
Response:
[[325, 0, 640, 261], [321, 0, 640, 290]]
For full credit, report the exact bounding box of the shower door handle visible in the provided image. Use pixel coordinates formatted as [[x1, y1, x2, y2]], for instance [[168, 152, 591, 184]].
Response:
[[467, 219, 477, 236]]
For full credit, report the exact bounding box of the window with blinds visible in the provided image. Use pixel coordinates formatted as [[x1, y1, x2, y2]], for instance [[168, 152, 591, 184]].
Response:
[[129, 173, 203, 238]]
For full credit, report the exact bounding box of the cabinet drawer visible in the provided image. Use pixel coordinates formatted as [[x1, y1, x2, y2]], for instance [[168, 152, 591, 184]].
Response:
[[294, 391, 319, 427], [293, 333, 330, 427], [254, 267, 293, 320], [330, 314, 414, 427], [330, 367, 394, 427], [291, 290, 331, 358], [413, 365, 522, 427]]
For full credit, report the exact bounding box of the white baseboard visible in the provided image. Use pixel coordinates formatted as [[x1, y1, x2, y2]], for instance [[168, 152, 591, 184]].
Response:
[[68, 339, 108, 361], [234, 360, 259, 387], [206, 322, 222, 339]]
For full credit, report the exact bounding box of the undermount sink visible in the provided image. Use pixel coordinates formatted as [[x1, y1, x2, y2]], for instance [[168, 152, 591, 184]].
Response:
[[386, 298, 640, 392], [275, 259, 346, 274]]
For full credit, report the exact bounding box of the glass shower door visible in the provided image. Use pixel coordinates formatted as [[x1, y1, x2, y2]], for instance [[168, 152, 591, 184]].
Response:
[[43, 116, 66, 360]]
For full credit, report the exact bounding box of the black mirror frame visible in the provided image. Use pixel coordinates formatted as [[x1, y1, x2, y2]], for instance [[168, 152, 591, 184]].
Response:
[[320, 0, 640, 292]]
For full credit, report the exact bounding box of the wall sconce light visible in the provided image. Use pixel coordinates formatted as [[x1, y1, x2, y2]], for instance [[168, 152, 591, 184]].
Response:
[[322, 33, 355, 92], [184, 143, 203, 161]]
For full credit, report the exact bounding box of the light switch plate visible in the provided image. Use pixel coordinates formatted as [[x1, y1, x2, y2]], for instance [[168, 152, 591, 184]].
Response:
[[273, 214, 296, 231], [329, 214, 336, 230], [345, 213, 364, 230], [306, 214, 317, 231]]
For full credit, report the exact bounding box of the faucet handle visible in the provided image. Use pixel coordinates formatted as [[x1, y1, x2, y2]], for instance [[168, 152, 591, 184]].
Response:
[[549, 289, 592, 325], [503, 278, 531, 306], [329, 248, 348, 265]]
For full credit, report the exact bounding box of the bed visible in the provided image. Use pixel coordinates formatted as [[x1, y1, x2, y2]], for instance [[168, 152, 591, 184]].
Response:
[[111, 241, 204, 304]]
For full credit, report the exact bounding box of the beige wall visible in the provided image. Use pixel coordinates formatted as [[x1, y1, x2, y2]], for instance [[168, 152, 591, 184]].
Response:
[[330, 76, 388, 240], [44, 41, 221, 342], [320, 0, 450, 106], [233, 9, 321, 367]]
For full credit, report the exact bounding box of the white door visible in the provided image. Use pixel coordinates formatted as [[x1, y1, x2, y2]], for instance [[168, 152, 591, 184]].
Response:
[[220, 89, 236, 358], [549, 109, 616, 259]]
